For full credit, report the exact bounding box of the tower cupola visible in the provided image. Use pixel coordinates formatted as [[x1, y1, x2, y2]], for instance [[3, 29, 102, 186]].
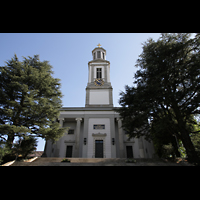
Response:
[[92, 43, 106, 60]]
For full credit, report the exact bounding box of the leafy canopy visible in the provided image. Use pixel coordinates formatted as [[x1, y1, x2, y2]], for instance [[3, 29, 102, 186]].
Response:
[[0, 54, 67, 149], [117, 33, 200, 164]]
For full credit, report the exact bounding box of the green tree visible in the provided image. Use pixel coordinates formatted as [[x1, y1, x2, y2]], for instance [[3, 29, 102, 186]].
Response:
[[0, 54, 67, 152], [150, 113, 180, 159], [13, 135, 38, 159], [151, 112, 200, 159], [190, 121, 200, 157], [0, 141, 12, 164], [117, 33, 200, 165]]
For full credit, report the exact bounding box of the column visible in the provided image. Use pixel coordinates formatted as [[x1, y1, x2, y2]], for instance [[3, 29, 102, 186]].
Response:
[[58, 118, 64, 127], [75, 118, 82, 157], [138, 136, 145, 158], [54, 118, 64, 157], [116, 118, 124, 158]]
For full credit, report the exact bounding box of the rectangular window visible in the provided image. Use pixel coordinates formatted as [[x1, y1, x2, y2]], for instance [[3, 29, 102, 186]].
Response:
[[96, 68, 102, 78], [68, 129, 74, 134], [97, 51, 101, 58], [93, 52, 96, 60], [102, 52, 104, 59]]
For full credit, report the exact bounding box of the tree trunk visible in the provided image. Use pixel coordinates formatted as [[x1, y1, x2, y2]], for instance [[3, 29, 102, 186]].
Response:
[[172, 103, 200, 165], [180, 129, 200, 165], [172, 138, 181, 158]]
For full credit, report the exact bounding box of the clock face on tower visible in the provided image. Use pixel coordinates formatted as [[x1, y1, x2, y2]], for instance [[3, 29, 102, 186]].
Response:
[[94, 78, 104, 86]]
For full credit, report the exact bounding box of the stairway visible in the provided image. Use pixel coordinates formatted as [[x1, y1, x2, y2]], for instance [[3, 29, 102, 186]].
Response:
[[10, 157, 192, 166], [11, 157, 128, 166]]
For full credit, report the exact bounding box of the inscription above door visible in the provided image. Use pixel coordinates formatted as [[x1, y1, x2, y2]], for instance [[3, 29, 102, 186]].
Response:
[[93, 124, 105, 129]]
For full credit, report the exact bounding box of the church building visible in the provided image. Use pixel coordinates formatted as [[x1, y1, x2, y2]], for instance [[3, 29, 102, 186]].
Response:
[[44, 44, 155, 158]]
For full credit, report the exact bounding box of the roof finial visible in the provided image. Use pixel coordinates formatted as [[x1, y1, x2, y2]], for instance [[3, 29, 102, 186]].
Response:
[[97, 43, 101, 48]]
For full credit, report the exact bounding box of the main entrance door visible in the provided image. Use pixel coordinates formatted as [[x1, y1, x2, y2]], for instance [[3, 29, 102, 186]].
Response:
[[95, 140, 103, 158]]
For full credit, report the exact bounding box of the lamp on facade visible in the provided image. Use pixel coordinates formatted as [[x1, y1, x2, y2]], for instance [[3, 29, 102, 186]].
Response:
[[84, 138, 87, 145], [112, 138, 115, 145]]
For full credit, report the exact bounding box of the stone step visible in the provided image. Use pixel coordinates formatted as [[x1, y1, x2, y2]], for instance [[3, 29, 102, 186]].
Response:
[[11, 157, 127, 166], [67, 158, 127, 163], [10, 157, 192, 166], [29, 157, 128, 163]]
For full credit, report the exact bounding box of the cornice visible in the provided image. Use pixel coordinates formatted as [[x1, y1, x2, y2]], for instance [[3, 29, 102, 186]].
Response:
[[88, 59, 110, 65], [92, 47, 106, 53]]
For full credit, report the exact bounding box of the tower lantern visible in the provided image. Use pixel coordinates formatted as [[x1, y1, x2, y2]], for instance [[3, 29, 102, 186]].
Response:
[[92, 44, 107, 60]]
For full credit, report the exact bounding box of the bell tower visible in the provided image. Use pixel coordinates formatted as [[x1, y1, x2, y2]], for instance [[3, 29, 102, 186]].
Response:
[[85, 44, 113, 107]]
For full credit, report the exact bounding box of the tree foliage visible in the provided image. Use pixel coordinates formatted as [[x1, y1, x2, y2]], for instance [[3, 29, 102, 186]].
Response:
[[13, 135, 38, 159], [117, 33, 200, 165], [150, 111, 181, 159], [0, 54, 67, 151]]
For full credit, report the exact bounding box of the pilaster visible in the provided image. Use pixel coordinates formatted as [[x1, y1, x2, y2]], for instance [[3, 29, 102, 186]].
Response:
[[110, 116, 116, 158], [82, 117, 89, 158], [57, 118, 64, 157]]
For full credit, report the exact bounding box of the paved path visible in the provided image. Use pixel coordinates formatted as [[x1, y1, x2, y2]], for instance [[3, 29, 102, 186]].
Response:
[[11, 157, 193, 166]]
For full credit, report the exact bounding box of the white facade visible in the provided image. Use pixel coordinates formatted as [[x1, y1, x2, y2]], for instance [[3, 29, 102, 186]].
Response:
[[43, 45, 155, 158]]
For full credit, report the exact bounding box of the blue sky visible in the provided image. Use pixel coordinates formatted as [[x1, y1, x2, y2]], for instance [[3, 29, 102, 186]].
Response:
[[0, 33, 165, 151]]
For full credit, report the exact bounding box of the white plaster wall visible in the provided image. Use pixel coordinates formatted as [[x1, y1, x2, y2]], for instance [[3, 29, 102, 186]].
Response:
[[87, 118, 111, 158], [143, 139, 155, 158], [89, 89, 109, 105]]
